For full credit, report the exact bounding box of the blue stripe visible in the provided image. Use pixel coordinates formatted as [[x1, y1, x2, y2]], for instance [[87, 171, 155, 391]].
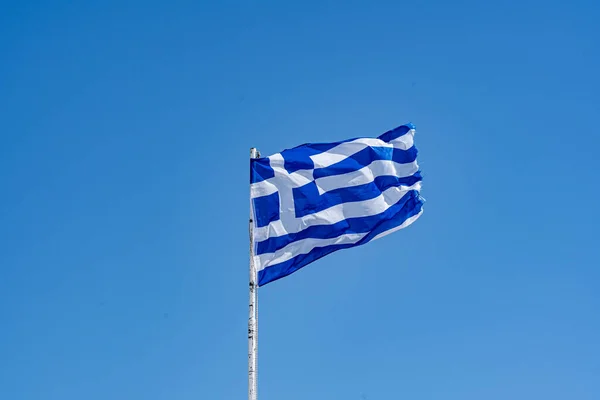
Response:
[[313, 146, 417, 180], [257, 192, 424, 286], [257, 189, 421, 255], [280, 138, 365, 174], [377, 123, 414, 142], [293, 172, 422, 218]]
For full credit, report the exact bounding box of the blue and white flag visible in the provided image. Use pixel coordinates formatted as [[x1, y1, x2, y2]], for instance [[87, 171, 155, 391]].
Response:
[[250, 123, 424, 286]]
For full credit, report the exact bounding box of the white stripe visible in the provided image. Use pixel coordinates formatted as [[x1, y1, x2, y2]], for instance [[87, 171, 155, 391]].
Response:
[[390, 129, 415, 150], [253, 182, 421, 242], [310, 130, 415, 168], [255, 205, 422, 271], [316, 159, 419, 195], [311, 138, 384, 169], [371, 209, 423, 241], [256, 233, 367, 270]]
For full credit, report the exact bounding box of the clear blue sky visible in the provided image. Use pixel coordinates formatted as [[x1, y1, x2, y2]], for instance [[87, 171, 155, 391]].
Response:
[[1, 1, 599, 399]]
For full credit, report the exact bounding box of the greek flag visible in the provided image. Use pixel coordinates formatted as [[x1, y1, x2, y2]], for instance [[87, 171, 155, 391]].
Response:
[[250, 123, 424, 286]]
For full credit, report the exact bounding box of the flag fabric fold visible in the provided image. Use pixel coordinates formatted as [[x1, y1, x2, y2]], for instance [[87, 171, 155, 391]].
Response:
[[250, 123, 424, 286]]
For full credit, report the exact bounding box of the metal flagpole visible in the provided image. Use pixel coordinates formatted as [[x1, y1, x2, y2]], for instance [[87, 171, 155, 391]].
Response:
[[248, 148, 260, 400]]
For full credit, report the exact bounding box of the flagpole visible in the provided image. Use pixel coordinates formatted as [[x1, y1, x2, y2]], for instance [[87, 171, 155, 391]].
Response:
[[248, 148, 260, 400]]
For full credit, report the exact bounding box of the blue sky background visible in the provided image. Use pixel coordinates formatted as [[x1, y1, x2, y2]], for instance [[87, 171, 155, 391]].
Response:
[[1, 1, 599, 399]]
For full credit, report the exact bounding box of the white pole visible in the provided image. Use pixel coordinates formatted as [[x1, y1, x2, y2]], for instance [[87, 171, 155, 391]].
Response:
[[248, 148, 260, 400]]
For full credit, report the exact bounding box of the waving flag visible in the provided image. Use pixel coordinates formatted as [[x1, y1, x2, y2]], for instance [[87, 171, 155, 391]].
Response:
[[250, 123, 424, 286]]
